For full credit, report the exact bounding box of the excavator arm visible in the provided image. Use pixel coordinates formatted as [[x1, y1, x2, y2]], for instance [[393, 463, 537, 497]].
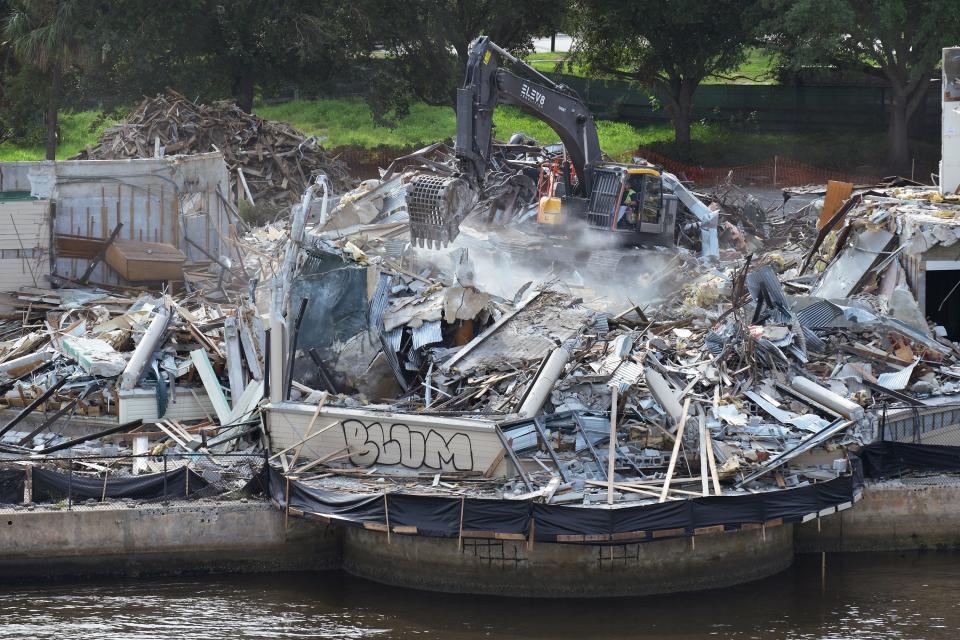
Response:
[[407, 36, 603, 247]]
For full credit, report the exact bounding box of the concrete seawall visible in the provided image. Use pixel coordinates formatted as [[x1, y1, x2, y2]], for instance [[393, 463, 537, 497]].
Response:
[[342, 524, 795, 598], [2, 477, 958, 593], [797, 478, 960, 553], [0, 501, 339, 580]]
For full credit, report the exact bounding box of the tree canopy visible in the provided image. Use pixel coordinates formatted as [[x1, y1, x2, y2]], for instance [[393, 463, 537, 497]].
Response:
[[569, 0, 764, 156], [768, 0, 960, 171]]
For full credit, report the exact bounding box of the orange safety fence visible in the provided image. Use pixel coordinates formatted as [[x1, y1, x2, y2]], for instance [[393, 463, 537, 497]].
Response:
[[630, 147, 884, 188]]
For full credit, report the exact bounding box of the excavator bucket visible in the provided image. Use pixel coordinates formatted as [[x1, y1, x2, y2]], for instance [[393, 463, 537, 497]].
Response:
[[406, 174, 475, 249]]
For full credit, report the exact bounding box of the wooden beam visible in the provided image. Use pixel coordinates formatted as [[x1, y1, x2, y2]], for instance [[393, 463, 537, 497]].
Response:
[[607, 385, 618, 505], [268, 420, 341, 461]]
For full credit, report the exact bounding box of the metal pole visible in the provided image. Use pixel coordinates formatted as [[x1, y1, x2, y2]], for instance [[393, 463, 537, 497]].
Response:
[[67, 459, 73, 510], [163, 455, 168, 501]]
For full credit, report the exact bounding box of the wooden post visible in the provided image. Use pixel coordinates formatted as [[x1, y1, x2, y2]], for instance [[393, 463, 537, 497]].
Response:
[[457, 495, 465, 551], [284, 476, 290, 529], [698, 408, 709, 496], [384, 492, 391, 544], [526, 516, 535, 552], [24, 465, 32, 504], [660, 398, 691, 503], [607, 385, 618, 505], [705, 427, 721, 496]]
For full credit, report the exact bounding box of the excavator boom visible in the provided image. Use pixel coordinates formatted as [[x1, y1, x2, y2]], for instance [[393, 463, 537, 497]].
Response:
[[407, 36, 602, 248]]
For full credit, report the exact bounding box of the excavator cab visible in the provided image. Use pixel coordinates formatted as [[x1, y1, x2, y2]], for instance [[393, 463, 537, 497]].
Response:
[[586, 165, 677, 244]]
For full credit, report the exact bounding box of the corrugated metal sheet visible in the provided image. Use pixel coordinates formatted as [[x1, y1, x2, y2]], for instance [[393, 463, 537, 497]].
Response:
[[801, 327, 827, 352], [593, 312, 610, 335], [746, 265, 792, 323], [876, 358, 920, 390], [796, 299, 842, 328], [382, 183, 409, 216], [382, 238, 408, 260], [369, 273, 391, 333], [609, 361, 644, 388], [387, 327, 403, 352], [412, 320, 443, 350]]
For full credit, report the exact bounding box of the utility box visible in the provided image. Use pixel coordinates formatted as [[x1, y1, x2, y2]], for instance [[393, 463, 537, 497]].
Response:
[[106, 239, 186, 281]]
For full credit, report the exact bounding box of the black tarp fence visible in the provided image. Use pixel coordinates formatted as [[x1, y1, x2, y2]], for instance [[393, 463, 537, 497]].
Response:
[[268, 460, 868, 545], [858, 440, 960, 478], [0, 468, 24, 504], [31, 466, 209, 503]]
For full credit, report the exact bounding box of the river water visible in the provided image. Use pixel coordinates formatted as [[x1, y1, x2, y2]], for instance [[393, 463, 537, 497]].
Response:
[[1, 552, 956, 639]]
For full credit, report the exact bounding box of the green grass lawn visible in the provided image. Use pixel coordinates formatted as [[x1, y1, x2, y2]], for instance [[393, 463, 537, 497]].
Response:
[[526, 48, 778, 85], [0, 97, 890, 173], [256, 97, 647, 157], [0, 111, 120, 161]]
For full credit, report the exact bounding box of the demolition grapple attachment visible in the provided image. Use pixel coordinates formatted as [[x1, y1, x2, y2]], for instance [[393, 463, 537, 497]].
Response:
[[406, 174, 474, 249]]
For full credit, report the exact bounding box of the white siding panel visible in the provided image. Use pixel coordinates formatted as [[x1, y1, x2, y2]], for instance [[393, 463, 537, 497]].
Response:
[[118, 388, 216, 423], [265, 402, 502, 473]]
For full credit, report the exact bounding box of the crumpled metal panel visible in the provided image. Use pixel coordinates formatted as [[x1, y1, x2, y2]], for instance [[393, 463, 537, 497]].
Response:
[[370, 272, 408, 390], [704, 331, 725, 356], [412, 320, 443, 350]]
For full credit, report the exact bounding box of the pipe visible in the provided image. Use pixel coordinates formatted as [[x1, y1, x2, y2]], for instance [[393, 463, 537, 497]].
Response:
[[119, 306, 169, 390], [269, 278, 286, 404], [279, 174, 328, 316], [790, 376, 865, 422], [517, 345, 570, 418]]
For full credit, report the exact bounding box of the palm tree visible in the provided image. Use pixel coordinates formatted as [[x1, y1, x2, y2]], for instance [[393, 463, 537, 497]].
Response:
[[4, 0, 86, 160]]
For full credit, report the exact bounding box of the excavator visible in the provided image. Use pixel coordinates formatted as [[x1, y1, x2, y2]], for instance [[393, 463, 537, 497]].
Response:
[[405, 36, 717, 255]]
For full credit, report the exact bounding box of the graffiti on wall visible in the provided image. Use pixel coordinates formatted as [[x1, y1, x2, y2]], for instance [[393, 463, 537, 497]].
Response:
[[341, 419, 475, 471]]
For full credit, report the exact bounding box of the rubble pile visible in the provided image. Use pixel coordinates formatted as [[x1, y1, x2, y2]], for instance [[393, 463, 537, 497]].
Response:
[[0, 287, 265, 463], [6, 132, 960, 521], [267, 174, 960, 507], [73, 90, 355, 206]]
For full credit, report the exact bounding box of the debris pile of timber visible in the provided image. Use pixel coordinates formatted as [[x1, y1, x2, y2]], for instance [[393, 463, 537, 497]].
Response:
[[72, 90, 355, 206]]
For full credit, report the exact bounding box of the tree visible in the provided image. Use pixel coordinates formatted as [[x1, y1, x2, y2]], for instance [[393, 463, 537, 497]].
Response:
[[357, 0, 562, 119], [88, 0, 361, 113], [4, 0, 94, 159], [768, 0, 960, 172], [568, 0, 763, 157]]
